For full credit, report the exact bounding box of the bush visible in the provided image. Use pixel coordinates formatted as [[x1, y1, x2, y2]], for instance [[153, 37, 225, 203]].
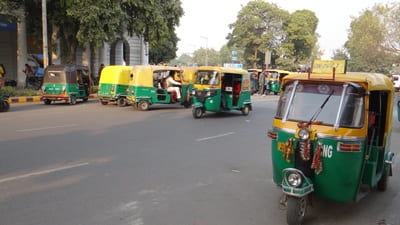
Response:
[[1, 86, 40, 97]]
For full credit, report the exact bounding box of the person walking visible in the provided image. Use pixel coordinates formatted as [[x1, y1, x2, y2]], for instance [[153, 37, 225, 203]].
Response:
[[23, 63, 33, 88], [258, 71, 265, 95]]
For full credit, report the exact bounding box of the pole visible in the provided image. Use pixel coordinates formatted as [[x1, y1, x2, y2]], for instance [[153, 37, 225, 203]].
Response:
[[200, 36, 208, 66], [42, 0, 49, 67]]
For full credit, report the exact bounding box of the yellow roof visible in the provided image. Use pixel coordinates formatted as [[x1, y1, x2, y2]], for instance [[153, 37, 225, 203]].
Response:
[[199, 66, 248, 75], [265, 69, 291, 74], [283, 72, 393, 91]]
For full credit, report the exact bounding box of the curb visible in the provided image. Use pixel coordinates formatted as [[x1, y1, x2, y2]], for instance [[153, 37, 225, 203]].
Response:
[[6, 94, 98, 104]]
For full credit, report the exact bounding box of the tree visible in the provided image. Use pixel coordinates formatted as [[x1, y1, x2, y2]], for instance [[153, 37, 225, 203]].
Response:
[[345, 9, 394, 73], [218, 44, 245, 66], [283, 10, 319, 63], [0, 0, 183, 63], [169, 53, 193, 66], [227, 0, 289, 68], [192, 48, 219, 66], [374, 2, 400, 55], [149, 31, 179, 64], [332, 47, 349, 60]]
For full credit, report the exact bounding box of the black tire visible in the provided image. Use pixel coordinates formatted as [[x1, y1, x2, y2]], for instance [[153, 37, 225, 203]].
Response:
[[100, 100, 108, 105], [69, 95, 77, 105], [117, 98, 126, 107], [0, 101, 9, 112], [377, 170, 388, 191], [274, 91, 278, 95], [287, 196, 308, 225], [138, 100, 149, 111], [192, 107, 203, 119], [83, 97, 88, 102], [44, 99, 52, 105], [242, 105, 249, 115], [183, 101, 191, 108]]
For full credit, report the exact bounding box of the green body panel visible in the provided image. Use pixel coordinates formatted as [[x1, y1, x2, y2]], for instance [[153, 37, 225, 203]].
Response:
[[272, 129, 368, 202], [98, 83, 129, 99], [192, 89, 251, 112], [269, 83, 281, 93], [128, 84, 192, 104], [42, 83, 87, 98]]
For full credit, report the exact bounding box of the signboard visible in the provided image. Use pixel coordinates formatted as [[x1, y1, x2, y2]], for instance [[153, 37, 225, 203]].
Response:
[[224, 63, 243, 69], [0, 20, 15, 31], [231, 51, 238, 55], [312, 60, 347, 74], [231, 57, 238, 61]]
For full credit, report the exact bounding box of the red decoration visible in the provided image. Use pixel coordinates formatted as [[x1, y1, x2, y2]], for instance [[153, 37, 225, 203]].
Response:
[[311, 142, 323, 174]]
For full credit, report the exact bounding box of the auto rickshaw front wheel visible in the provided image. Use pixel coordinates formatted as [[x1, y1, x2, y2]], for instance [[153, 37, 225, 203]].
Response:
[[117, 98, 127, 107], [69, 95, 77, 105], [242, 105, 250, 115], [44, 99, 52, 105], [377, 170, 388, 191], [138, 100, 150, 111], [192, 107, 204, 119], [0, 101, 9, 112], [287, 196, 308, 225]]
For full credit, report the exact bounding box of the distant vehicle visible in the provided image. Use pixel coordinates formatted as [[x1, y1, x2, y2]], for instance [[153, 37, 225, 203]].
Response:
[[41, 65, 91, 105], [391, 74, 400, 91], [0, 87, 10, 112]]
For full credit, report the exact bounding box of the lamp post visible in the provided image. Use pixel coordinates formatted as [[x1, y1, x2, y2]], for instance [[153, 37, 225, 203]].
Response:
[[200, 36, 208, 66], [42, 0, 48, 67]]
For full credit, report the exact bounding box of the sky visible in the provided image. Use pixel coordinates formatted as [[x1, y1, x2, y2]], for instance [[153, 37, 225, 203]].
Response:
[[176, 0, 391, 59]]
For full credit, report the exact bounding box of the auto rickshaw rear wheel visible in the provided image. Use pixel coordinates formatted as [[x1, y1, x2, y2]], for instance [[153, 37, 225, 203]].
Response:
[[100, 100, 108, 105], [192, 107, 203, 119], [287, 196, 308, 225], [117, 98, 126, 107], [138, 100, 149, 111], [44, 99, 51, 105], [69, 95, 77, 105]]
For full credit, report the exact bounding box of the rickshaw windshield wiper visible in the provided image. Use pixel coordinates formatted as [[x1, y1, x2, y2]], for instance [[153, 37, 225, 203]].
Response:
[[309, 89, 335, 123]]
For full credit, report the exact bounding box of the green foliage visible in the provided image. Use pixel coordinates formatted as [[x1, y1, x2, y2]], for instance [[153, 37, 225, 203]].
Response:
[[149, 31, 179, 64], [192, 48, 219, 66], [332, 47, 349, 60], [1, 86, 39, 97], [169, 54, 194, 66], [219, 44, 244, 66], [345, 8, 395, 73], [227, 0, 289, 68], [283, 10, 319, 63]]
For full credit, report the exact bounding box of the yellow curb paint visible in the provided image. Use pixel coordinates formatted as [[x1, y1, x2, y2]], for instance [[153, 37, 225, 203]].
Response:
[[19, 98, 27, 103]]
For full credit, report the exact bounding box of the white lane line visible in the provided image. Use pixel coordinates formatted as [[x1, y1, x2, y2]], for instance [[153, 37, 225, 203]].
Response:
[[196, 132, 235, 142], [0, 162, 90, 184], [16, 124, 78, 132]]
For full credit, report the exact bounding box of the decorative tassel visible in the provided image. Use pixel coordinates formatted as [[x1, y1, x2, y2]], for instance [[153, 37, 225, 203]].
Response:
[[282, 138, 295, 163], [300, 140, 310, 161], [311, 142, 323, 174]]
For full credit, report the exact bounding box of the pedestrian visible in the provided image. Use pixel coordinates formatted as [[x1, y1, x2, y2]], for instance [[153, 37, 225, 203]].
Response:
[[258, 71, 265, 95], [23, 63, 33, 88], [0, 64, 5, 87]]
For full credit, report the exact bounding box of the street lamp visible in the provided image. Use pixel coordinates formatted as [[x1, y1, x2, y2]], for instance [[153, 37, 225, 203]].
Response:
[[42, 0, 48, 67], [200, 36, 208, 66]]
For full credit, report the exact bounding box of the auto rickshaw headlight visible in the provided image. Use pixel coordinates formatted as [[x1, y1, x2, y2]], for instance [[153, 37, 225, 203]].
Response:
[[191, 89, 196, 96], [287, 172, 302, 187], [206, 91, 211, 97], [298, 129, 310, 140]]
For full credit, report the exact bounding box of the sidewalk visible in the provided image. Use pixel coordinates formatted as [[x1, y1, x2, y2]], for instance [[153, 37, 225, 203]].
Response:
[[7, 94, 98, 103]]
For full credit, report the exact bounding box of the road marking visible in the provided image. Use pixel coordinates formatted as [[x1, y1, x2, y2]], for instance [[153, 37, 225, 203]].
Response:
[[196, 132, 235, 142], [0, 162, 90, 184], [16, 124, 78, 132]]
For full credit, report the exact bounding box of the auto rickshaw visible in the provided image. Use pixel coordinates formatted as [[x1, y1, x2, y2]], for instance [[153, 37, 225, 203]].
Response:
[[126, 65, 192, 110], [268, 64, 395, 225], [265, 69, 291, 95], [0, 87, 10, 112], [98, 65, 133, 106], [248, 68, 262, 94], [191, 66, 252, 118], [41, 65, 91, 105], [180, 67, 197, 85]]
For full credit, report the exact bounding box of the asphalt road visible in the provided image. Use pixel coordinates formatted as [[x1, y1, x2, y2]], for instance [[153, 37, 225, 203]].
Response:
[[0, 96, 399, 225]]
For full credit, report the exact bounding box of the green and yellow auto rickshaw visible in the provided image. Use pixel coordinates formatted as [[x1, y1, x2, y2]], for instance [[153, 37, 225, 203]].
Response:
[[191, 66, 252, 118], [126, 65, 192, 110], [41, 65, 91, 105], [265, 69, 291, 95], [180, 67, 197, 85], [248, 68, 262, 94], [98, 65, 133, 106], [0, 87, 10, 112], [268, 68, 395, 225]]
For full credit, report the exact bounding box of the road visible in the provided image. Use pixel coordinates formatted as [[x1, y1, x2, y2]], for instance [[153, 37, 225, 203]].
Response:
[[0, 96, 399, 225]]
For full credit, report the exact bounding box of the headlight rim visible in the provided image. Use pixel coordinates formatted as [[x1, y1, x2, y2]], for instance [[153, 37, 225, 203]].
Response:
[[287, 172, 303, 187], [298, 128, 310, 140]]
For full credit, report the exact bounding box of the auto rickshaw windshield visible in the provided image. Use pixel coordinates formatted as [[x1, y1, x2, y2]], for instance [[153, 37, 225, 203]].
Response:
[[195, 70, 219, 85], [276, 81, 365, 128], [44, 71, 66, 84]]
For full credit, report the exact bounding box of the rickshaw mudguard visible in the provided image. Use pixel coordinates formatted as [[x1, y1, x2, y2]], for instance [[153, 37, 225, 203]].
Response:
[[192, 102, 204, 109], [281, 168, 314, 197], [384, 151, 395, 176]]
